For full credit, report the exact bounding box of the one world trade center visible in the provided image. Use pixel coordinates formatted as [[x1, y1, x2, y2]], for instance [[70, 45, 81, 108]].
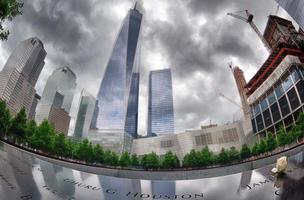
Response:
[[89, 5, 142, 152]]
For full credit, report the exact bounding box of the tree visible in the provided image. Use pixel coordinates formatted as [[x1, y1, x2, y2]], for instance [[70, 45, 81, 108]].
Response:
[[65, 138, 77, 159], [295, 112, 304, 140], [0, 100, 11, 137], [141, 152, 160, 169], [266, 133, 277, 152], [258, 139, 267, 154], [162, 151, 179, 169], [9, 107, 27, 143], [251, 142, 260, 156], [228, 146, 240, 161], [119, 151, 131, 167], [52, 133, 66, 157], [25, 120, 37, 142], [131, 154, 139, 166], [182, 149, 199, 168], [103, 150, 118, 166], [93, 144, 104, 164], [277, 126, 288, 146], [199, 146, 214, 166], [28, 120, 55, 152], [240, 144, 251, 159], [217, 148, 229, 164], [0, 0, 23, 40]]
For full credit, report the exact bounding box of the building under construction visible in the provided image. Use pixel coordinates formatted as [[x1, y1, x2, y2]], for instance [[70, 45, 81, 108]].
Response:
[[244, 15, 304, 138]]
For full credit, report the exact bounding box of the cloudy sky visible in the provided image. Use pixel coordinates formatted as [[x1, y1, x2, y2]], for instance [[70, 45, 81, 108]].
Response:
[[0, 0, 297, 135]]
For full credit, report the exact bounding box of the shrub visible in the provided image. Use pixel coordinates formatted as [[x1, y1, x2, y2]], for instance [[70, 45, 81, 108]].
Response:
[[240, 144, 251, 159]]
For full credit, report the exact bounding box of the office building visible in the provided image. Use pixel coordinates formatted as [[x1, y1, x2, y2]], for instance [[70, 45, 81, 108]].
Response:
[[35, 67, 76, 135], [89, 5, 142, 152], [28, 93, 41, 121], [0, 37, 46, 116], [74, 90, 96, 139], [275, 0, 304, 29], [147, 69, 174, 137], [246, 16, 304, 138]]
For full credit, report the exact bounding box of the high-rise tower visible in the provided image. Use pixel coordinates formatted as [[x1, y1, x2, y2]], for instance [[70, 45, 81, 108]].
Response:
[[90, 5, 142, 147], [0, 37, 46, 116], [74, 89, 96, 139], [35, 66, 76, 135], [147, 69, 175, 137], [275, 0, 304, 29]]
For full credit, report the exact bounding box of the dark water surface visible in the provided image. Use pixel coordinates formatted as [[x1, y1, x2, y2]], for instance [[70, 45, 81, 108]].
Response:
[[0, 141, 304, 200]]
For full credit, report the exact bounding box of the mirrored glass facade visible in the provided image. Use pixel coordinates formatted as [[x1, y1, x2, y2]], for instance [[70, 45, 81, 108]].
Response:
[[276, 0, 304, 29], [90, 8, 142, 139], [147, 69, 174, 137], [250, 64, 304, 136]]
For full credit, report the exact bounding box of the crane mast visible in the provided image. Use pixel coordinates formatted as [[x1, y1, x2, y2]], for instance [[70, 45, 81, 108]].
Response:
[[227, 10, 272, 53]]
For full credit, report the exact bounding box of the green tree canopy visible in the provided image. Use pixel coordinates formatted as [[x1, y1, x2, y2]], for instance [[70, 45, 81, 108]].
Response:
[[251, 142, 260, 156], [277, 126, 288, 146], [266, 133, 277, 151], [53, 133, 66, 157], [199, 146, 214, 166], [9, 107, 27, 143], [93, 144, 104, 164], [131, 154, 139, 166], [258, 139, 267, 154], [217, 148, 229, 164], [161, 151, 180, 169], [141, 152, 160, 169], [182, 149, 199, 168], [240, 144, 251, 159], [0, 100, 11, 137], [119, 151, 131, 167], [228, 146, 240, 161], [0, 0, 23, 40]]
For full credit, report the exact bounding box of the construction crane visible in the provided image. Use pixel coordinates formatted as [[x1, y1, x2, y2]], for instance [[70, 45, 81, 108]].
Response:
[[227, 10, 272, 53], [219, 92, 242, 109]]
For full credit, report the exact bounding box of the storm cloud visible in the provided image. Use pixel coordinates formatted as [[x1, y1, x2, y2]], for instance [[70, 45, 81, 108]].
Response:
[[0, 0, 295, 134]]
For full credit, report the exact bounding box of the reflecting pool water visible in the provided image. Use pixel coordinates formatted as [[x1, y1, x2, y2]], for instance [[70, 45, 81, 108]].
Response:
[[0, 141, 304, 200]]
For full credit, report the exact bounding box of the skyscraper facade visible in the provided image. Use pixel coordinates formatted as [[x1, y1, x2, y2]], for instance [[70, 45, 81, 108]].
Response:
[[35, 66, 76, 135], [276, 0, 304, 29], [0, 37, 46, 116], [147, 69, 174, 137], [90, 6, 142, 141], [74, 90, 96, 139]]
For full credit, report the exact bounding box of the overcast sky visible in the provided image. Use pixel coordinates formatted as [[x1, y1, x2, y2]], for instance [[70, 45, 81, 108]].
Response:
[[0, 0, 297, 135]]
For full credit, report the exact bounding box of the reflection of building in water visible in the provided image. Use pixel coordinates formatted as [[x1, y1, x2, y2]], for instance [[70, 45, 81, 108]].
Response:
[[132, 121, 245, 160], [151, 181, 176, 199], [238, 171, 253, 192], [98, 176, 141, 200], [5, 145, 41, 199], [39, 160, 75, 197]]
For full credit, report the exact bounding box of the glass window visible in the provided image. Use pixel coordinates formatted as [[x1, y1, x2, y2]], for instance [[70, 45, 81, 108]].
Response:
[[275, 84, 284, 98], [260, 98, 268, 111], [263, 109, 272, 127], [267, 91, 276, 105], [282, 75, 293, 92], [291, 68, 301, 83], [287, 87, 300, 111], [256, 114, 264, 131], [254, 104, 261, 115], [278, 95, 290, 117], [270, 102, 281, 123], [251, 119, 257, 133], [296, 80, 304, 103]]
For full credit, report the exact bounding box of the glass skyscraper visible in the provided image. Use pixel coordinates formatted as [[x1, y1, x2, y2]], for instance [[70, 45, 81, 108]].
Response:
[[90, 6, 142, 140], [35, 66, 76, 135], [276, 0, 304, 29], [147, 69, 174, 137], [74, 90, 96, 139]]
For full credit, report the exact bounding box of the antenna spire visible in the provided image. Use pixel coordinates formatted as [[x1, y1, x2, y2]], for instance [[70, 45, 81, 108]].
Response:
[[134, 1, 138, 10]]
